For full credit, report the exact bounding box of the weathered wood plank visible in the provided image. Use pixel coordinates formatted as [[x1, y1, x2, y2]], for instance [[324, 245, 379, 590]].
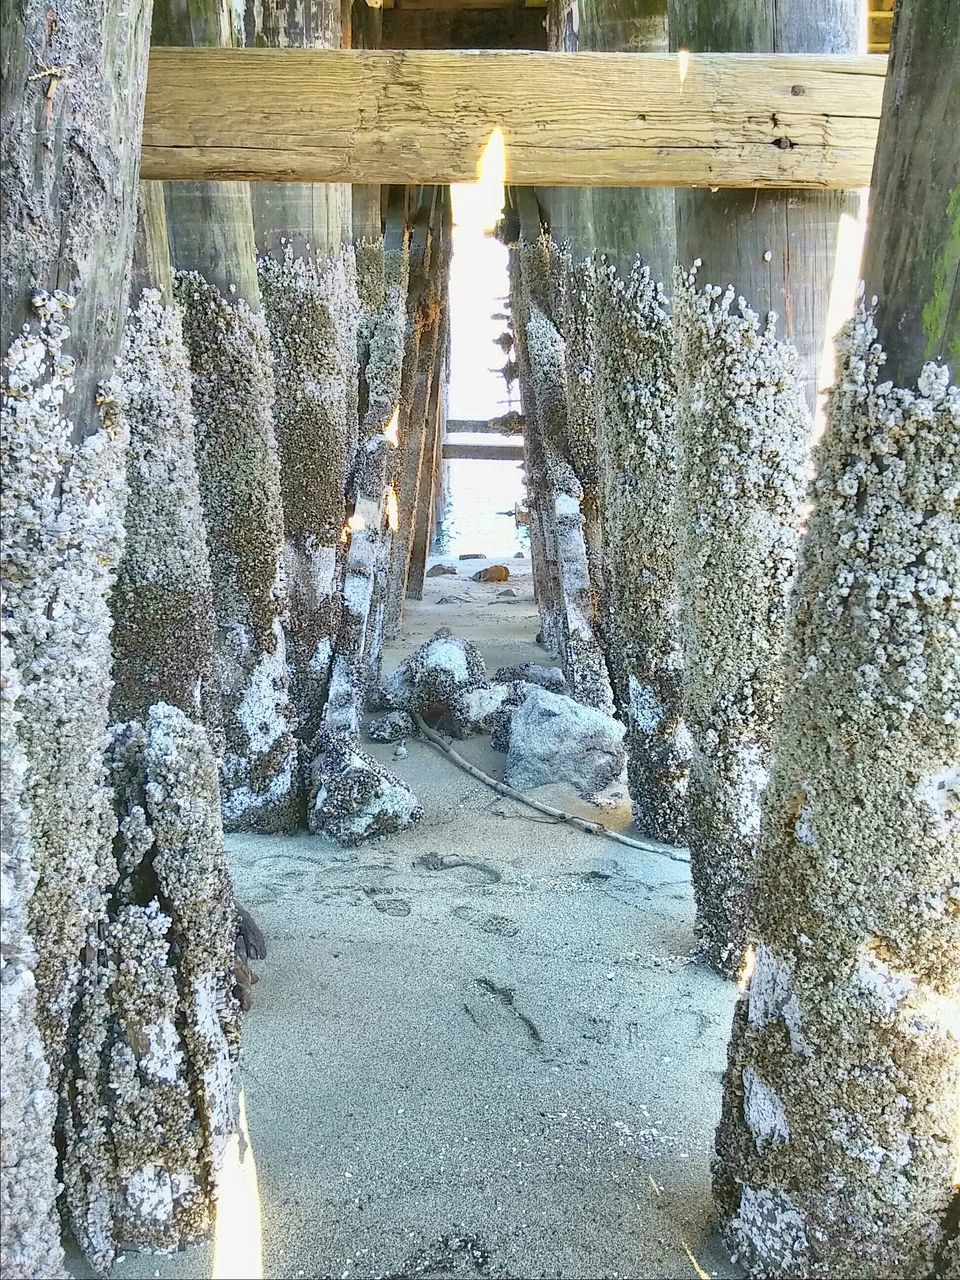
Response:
[[442, 442, 526, 459], [446, 415, 525, 432], [141, 49, 886, 188]]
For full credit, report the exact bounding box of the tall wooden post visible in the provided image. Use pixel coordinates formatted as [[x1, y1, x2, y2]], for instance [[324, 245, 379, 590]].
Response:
[[110, 183, 223, 749], [406, 332, 448, 601], [537, 1, 682, 831], [668, 0, 864, 974], [384, 188, 449, 637], [1, 0, 153, 1273], [714, 4, 959, 1276], [246, 0, 360, 745], [153, 0, 301, 833], [546, 0, 674, 280]]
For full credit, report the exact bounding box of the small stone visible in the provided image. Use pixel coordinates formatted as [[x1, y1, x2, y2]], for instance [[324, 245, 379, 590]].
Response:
[[425, 564, 456, 577], [367, 710, 415, 743], [472, 565, 510, 583]]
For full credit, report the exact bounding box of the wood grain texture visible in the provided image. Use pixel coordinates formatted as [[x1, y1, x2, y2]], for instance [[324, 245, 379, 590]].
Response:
[[141, 48, 885, 188], [153, 0, 262, 305], [864, 0, 959, 383], [245, 0, 349, 256], [541, 0, 675, 280], [670, 0, 864, 411]]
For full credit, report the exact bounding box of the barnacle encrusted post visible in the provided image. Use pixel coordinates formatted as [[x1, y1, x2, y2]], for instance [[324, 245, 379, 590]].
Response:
[[247, 0, 357, 745], [668, 0, 862, 974], [553, 247, 616, 704], [716, 7, 960, 1271], [0, 635, 66, 1280], [258, 246, 360, 742], [324, 235, 409, 738], [592, 257, 688, 844], [507, 223, 566, 656], [2, 0, 153, 1266], [64, 704, 241, 1272], [111, 189, 223, 747], [358, 232, 410, 687], [174, 271, 301, 831], [713, 309, 960, 1280], [155, 0, 301, 831], [384, 190, 449, 639], [672, 266, 809, 974], [518, 238, 614, 712]]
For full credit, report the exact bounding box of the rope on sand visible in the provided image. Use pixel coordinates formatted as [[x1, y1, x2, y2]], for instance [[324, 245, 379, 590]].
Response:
[[412, 714, 690, 864]]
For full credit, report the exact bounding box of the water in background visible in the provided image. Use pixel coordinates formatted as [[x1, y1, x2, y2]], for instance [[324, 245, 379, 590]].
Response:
[[441, 181, 528, 561], [435, 432, 529, 560]]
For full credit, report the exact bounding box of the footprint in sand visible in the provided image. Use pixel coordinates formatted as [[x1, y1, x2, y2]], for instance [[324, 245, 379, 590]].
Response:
[[462, 977, 546, 1057], [413, 852, 502, 885], [363, 886, 412, 917], [452, 905, 520, 937]]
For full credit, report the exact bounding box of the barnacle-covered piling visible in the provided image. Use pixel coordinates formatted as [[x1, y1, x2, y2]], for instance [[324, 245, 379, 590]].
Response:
[[522, 267, 614, 713], [258, 246, 360, 742], [672, 265, 809, 974], [0, 635, 66, 1280], [174, 272, 301, 832], [1, 289, 129, 1095], [324, 236, 408, 737], [714, 307, 960, 1278], [507, 232, 566, 657], [553, 248, 616, 708], [64, 703, 240, 1272], [111, 285, 222, 747], [593, 258, 688, 843]]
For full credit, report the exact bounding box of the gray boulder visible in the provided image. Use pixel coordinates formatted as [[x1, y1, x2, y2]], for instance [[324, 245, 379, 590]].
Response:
[[307, 730, 422, 845], [503, 685, 627, 802]]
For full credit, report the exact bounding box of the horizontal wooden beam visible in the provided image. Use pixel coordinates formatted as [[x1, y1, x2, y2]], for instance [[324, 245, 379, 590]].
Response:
[[141, 49, 886, 189], [446, 416, 525, 432], [442, 442, 526, 460]]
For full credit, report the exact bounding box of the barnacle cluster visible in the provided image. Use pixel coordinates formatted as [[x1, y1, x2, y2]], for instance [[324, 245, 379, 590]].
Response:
[[592, 256, 688, 843], [111, 287, 223, 750], [672, 264, 810, 974], [1, 289, 128, 1088], [0, 634, 66, 1280]]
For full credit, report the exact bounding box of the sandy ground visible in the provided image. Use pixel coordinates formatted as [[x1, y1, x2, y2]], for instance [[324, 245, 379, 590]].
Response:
[[92, 556, 741, 1280]]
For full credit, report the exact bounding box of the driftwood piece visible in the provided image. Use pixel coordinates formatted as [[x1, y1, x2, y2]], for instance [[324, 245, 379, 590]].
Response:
[[412, 714, 690, 863]]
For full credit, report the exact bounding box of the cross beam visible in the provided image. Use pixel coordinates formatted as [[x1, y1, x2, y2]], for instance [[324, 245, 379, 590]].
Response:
[[141, 49, 885, 189]]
